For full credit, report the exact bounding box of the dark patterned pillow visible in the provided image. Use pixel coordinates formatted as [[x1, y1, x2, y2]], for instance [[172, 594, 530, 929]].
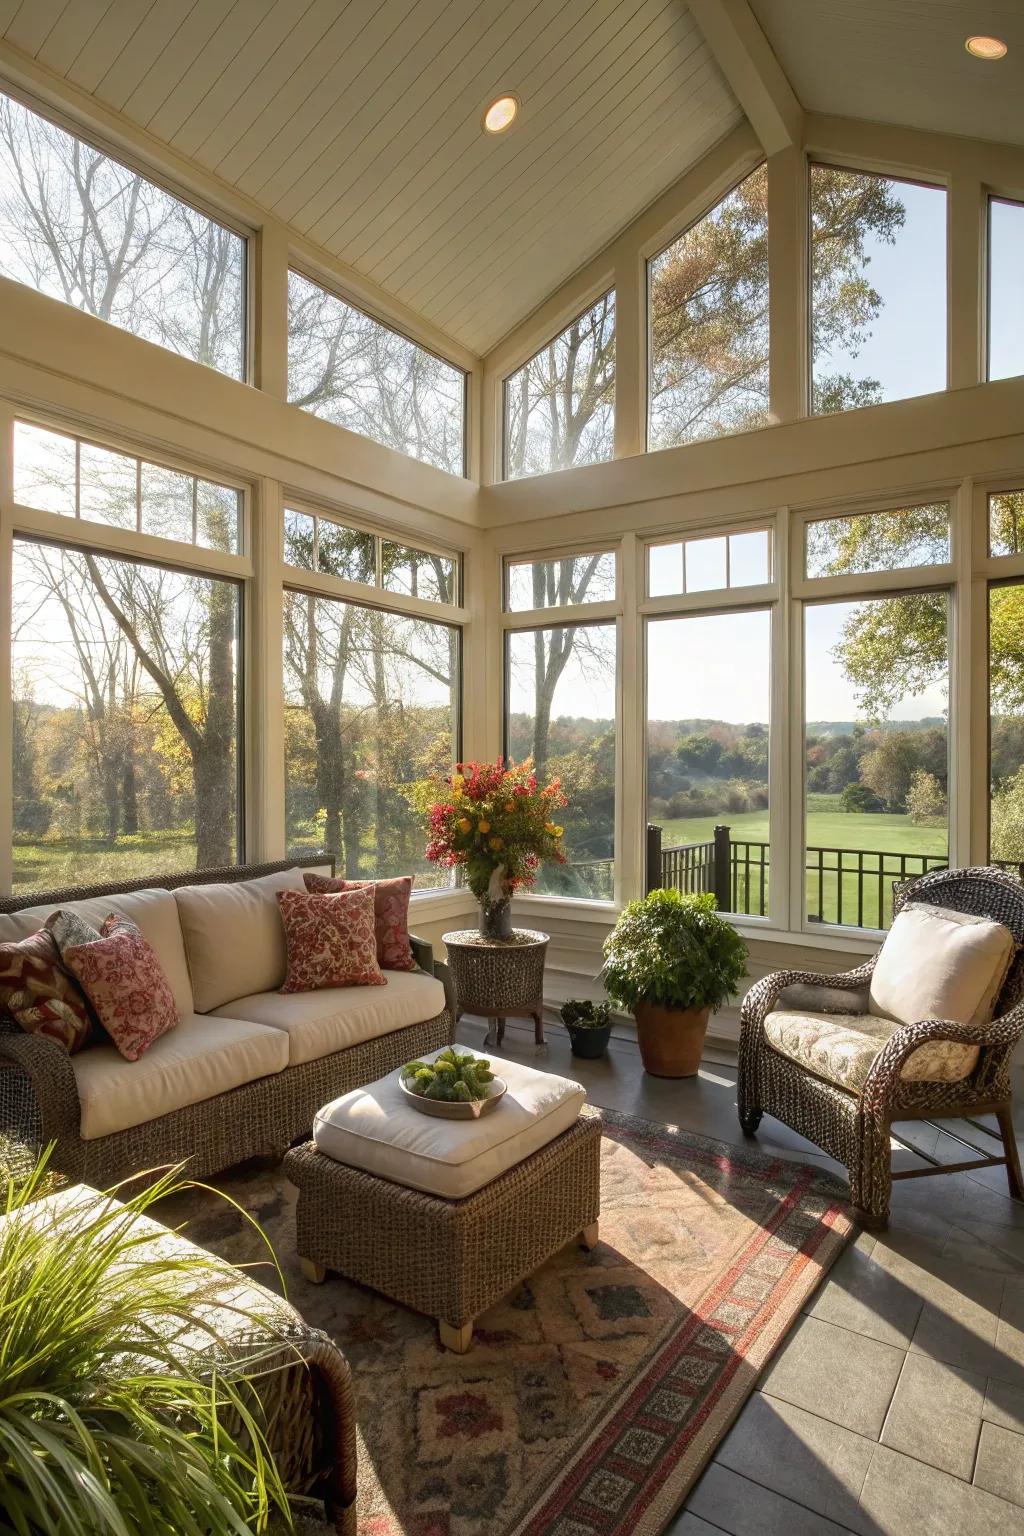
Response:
[[0, 927, 93, 1053]]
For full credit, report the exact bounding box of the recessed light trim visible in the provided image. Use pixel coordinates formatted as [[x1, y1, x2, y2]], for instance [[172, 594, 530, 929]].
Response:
[[483, 94, 519, 134], [965, 34, 1008, 60]]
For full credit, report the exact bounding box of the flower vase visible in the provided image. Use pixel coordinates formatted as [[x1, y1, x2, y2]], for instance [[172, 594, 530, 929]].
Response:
[[479, 866, 514, 940]]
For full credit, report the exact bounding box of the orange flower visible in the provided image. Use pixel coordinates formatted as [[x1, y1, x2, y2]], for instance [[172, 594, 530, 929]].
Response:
[[489, 835, 503, 851], [478, 819, 491, 834]]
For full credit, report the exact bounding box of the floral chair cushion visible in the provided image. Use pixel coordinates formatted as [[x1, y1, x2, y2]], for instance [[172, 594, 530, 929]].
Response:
[[762, 1008, 980, 1095]]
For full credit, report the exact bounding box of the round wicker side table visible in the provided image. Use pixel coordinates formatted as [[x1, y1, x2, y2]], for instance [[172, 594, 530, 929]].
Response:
[[442, 928, 550, 1051]]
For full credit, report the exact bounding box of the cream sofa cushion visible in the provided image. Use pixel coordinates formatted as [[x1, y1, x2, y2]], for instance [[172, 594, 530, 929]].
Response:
[[210, 970, 446, 1066], [312, 1048, 586, 1199], [0, 889, 193, 1016], [175, 868, 306, 1012], [869, 902, 1015, 1030], [764, 1008, 979, 1095], [71, 1013, 289, 1140]]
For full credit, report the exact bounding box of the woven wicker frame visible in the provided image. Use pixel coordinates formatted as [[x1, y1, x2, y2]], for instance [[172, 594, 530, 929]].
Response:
[[738, 866, 1024, 1228], [284, 1111, 602, 1330]]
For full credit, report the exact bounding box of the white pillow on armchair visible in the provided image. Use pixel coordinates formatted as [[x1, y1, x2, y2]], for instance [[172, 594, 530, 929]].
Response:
[[869, 901, 1016, 1029]]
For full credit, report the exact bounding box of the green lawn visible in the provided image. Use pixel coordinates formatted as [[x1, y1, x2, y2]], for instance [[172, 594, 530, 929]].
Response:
[[13, 831, 203, 893]]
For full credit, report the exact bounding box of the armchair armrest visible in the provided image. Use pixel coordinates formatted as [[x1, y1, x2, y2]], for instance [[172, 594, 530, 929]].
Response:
[[741, 961, 876, 1034], [860, 1009, 1024, 1110], [409, 933, 434, 974]]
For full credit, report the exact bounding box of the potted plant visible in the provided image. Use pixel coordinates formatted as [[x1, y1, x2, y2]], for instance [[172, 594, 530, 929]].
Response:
[[600, 888, 748, 1077], [412, 757, 568, 938], [560, 998, 613, 1059]]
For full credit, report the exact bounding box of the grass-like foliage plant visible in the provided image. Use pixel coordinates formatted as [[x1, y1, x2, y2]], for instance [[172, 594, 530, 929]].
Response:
[[559, 1000, 611, 1029], [0, 1151, 295, 1535], [402, 1047, 496, 1102], [601, 888, 748, 1014]]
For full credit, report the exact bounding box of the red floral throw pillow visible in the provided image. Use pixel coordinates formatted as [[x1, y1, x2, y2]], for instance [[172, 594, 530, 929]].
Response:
[[278, 887, 386, 993], [60, 914, 179, 1062], [0, 928, 93, 1053], [303, 872, 416, 971]]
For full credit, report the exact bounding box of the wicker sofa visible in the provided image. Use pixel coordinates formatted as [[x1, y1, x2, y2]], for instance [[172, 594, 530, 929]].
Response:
[[0, 860, 454, 1187]]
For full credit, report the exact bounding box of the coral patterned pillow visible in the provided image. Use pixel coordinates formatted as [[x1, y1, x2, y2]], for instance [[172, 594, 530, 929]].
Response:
[[303, 872, 416, 971], [278, 888, 386, 994], [0, 928, 93, 1053], [60, 914, 179, 1062]]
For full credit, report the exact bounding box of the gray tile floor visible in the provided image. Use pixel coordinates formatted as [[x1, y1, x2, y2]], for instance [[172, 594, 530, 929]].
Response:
[[455, 1017, 1024, 1536]]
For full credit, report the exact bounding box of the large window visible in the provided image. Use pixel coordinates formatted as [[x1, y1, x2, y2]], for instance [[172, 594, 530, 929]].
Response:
[[810, 165, 946, 414], [989, 576, 1024, 868], [503, 293, 615, 480], [11, 539, 241, 891], [647, 610, 771, 916], [283, 593, 460, 885], [287, 270, 465, 476], [989, 198, 1024, 382], [648, 165, 769, 450], [505, 622, 616, 899], [0, 92, 244, 377]]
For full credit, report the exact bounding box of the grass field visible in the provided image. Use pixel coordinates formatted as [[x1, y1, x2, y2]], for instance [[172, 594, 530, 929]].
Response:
[[12, 830, 203, 893]]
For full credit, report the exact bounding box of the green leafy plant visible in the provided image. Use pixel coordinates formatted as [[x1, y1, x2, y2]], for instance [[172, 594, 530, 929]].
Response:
[[402, 1047, 496, 1103], [0, 1150, 295, 1535], [559, 999, 611, 1029], [601, 888, 748, 1013]]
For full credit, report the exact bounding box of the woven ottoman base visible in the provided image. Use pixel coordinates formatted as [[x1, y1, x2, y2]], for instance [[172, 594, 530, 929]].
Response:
[[284, 1110, 601, 1352]]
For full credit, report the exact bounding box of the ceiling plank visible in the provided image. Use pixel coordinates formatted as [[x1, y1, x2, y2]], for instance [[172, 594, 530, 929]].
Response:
[[688, 0, 801, 155]]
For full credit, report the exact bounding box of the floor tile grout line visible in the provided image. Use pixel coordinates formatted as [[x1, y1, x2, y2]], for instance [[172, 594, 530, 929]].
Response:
[[877, 1349, 911, 1448], [690, 1461, 861, 1535]]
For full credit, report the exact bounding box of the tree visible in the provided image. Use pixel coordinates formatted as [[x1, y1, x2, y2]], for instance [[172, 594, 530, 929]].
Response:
[[504, 295, 615, 478], [860, 733, 920, 812], [842, 782, 882, 814], [906, 768, 947, 825], [991, 767, 1024, 861]]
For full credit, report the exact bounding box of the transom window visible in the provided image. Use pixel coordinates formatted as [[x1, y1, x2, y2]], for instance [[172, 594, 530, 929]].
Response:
[[505, 552, 616, 611], [989, 489, 1024, 558], [648, 528, 771, 597], [503, 292, 616, 480], [283, 506, 458, 605], [804, 502, 951, 579], [14, 421, 241, 554]]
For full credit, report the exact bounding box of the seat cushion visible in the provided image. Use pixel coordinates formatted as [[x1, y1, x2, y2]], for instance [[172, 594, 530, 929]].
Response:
[[174, 868, 306, 1012], [0, 888, 194, 1016], [71, 1013, 289, 1140], [210, 969, 447, 1066], [763, 1009, 980, 1095], [312, 1048, 586, 1198], [869, 902, 1015, 1029]]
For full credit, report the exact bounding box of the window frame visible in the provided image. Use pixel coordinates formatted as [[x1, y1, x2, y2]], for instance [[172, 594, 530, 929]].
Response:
[[986, 193, 1024, 384], [644, 520, 775, 605], [287, 262, 469, 479]]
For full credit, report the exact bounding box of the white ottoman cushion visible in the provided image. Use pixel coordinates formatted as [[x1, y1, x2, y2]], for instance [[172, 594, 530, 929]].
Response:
[[312, 1048, 586, 1199]]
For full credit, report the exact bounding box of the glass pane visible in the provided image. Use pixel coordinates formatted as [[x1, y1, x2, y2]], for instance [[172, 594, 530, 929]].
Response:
[[319, 522, 376, 584], [287, 270, 465, 475], [649, 165, 769, 449], [79, 442, 137, 530], [0, 92, 244, 377], [195, 480, 240, 554], [728, 529, 770, 585], [810, 166, 946, 413], [805, 503, 950, 578], [284, 509, 315, 568], [505, 623, 616, 898], [804, 595, 949, 928], [11, 539, 240, 890], [989, 490, 1024, 558], [381, 542, 454, 603], [685, 536, 728, 592], [503, 292, 615, 479], [990, 579, 1024, 868], [647, 610, 771, 916], [507, 552, 615, 610], [140, 462, 193, 543], [283, 593, 459, 885], [989, 198, 1024, 382], [13, 421, 76, 516], [648, 542, 684, 599]]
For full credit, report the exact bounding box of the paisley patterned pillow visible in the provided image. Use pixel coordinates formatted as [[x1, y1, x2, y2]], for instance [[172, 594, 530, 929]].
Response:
[[0, 928, 93, 1053], [278, 888, 386, 994], [303, 872, 416, 971], [60, 914, 179, 1062]]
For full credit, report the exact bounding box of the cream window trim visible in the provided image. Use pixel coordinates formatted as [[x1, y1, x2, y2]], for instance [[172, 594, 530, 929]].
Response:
[[282, 567, 467, 627], [9, 504, 252, 582], [500, 599, 619, 633]]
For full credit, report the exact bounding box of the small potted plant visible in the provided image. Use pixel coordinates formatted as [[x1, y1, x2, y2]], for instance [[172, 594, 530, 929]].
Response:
[[600, 888, 747, 1078], [560, 998, 613, 1059]]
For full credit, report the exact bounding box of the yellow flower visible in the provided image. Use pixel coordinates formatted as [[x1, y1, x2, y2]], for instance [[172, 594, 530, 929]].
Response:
[[478, 820, 491, 834], [489, 836, 503, 851], [553, 825, 564, 838], [457, 817, 471, 833]]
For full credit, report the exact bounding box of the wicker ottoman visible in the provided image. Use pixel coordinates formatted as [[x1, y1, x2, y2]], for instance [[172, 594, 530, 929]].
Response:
[[283, 1053, 601, 1354]]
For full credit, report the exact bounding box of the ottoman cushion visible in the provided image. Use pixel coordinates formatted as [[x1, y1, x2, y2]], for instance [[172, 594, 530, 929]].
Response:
[[312, 1049, 586, 1199]]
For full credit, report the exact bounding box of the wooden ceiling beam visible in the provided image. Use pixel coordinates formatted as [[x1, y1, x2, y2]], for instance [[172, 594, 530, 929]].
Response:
[[688, 0, 803, 155]]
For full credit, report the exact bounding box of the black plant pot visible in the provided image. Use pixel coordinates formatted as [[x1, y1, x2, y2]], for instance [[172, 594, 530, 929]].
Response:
[[566, 1022, 612, 1059]]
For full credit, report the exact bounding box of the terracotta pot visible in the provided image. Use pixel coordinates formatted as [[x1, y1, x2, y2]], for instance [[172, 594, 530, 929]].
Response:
[[633, 1001, 711, 1078]]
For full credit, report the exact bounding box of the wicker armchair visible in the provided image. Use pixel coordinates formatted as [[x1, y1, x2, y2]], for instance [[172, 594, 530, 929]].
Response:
[[738, 867, 1024, 1228]]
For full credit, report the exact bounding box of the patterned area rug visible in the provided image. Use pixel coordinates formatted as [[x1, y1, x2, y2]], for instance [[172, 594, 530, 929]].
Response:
[[164, 1111, 853, 1536]]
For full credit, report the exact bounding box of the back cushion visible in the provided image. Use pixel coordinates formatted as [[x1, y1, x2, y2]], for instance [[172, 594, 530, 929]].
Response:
[[175, 867, 307, 1013], [0, 889, 193, 1017], [869, 901, 1016, 1029]]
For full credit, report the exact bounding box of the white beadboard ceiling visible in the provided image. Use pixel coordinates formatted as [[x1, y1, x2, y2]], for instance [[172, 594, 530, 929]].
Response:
[[0, 0, 742, 357], [751, 0, 1024, 149]]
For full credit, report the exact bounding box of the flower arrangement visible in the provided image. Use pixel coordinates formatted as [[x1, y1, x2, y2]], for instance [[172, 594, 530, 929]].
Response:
[[413, 757, 567, 937]]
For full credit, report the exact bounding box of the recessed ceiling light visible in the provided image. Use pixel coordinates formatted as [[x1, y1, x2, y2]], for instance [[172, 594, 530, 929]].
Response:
[[483, 94, 519, 134], [965, 35, 1008, 60]]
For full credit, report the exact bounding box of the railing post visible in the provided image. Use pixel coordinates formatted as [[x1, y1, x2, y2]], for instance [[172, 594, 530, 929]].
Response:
[[713, 824, 732, 911], [646, 823, 662, 894]]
